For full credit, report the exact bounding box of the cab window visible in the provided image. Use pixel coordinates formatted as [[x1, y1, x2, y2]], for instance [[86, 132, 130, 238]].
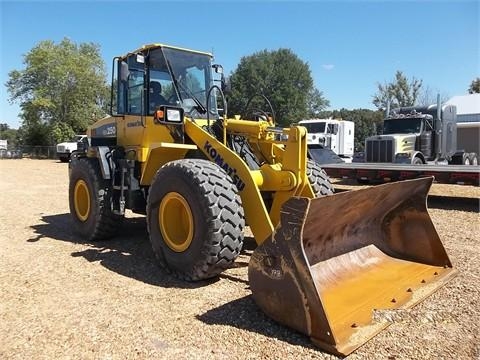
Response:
[[116, 54, 146, 115], [127, 70, 144, 114]]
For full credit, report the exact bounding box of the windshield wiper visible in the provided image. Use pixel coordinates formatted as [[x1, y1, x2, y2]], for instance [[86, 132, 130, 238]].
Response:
[[165, 59, 206, 114], [164, 59, 183, 103], [176, 81, 207, 114]]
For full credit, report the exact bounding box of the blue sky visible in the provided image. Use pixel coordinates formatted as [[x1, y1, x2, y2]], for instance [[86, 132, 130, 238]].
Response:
[[1, 0, 478, 129]]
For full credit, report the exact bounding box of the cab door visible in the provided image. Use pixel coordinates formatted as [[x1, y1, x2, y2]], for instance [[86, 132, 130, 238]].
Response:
[[116, 54, 147, 147]]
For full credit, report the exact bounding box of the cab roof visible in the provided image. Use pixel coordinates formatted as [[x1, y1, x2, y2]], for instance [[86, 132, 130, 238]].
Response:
[[121, 43, 213, 59]]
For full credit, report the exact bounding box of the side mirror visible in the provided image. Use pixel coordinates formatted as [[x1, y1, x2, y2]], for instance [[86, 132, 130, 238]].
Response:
[[221, 76, 232, 95], [120, 61, 129, 82], [212, 64, 223, 74]]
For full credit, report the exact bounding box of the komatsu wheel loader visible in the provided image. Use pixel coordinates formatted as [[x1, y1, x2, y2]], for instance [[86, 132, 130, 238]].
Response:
[[68, 43, 456, 356]]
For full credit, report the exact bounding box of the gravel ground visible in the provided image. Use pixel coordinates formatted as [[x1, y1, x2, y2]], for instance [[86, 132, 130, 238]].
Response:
[[1, 159, 479, 360]]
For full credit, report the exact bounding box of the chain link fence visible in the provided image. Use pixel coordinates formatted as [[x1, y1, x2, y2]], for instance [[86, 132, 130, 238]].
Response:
[[0, 146, 57, 159], [24, 146, 57, 159]]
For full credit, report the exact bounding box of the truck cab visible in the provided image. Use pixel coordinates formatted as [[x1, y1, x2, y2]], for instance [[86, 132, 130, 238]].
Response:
[[299, 118, 354, 161], [56, 135, 87, 162], [364, 104, 459, 164]]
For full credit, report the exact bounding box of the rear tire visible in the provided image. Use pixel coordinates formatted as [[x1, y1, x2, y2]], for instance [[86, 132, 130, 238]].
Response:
[[306, 160, 334, 197], [147, 159, 245, 281], [69, 158, 124, 241], [468, 153, 478, 165]]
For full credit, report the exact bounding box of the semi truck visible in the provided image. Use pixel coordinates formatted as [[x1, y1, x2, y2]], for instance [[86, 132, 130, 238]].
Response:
[[363, 100, 478, 165], [318, 99, 479, 185], [299, 118, 354, 162]]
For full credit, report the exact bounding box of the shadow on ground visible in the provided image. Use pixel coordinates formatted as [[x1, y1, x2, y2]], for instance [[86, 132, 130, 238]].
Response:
[[197, 295, 318, 351], [29, 213, 230, 289], [29, 214, 325, 353], [427, 195, 479, 213]]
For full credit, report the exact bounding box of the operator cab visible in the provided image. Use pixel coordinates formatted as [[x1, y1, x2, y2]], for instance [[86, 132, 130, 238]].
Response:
[[113, 44, 225, 120]]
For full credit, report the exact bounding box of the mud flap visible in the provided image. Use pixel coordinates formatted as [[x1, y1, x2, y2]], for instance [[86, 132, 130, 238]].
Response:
[[248, 177, 456, 356]]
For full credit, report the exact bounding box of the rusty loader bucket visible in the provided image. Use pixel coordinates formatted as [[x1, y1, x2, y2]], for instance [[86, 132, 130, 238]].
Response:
[[248, 177, 456, 356]]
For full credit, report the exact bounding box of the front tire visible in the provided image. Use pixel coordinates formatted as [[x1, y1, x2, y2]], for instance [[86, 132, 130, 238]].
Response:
[[306, 160, 334, 197], [412, 157, 424, 165], [147, 159, 245, 281], [69, 158, 124, 241]]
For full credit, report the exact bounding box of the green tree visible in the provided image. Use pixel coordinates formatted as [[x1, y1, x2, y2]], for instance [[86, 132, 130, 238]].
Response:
[[372, 70, 422, 110], [6, 38, 108, 145], [307, 88, 330, 118], [228, 48, 329, 126], [0, 123, 19, 147], [468, 78, 480, 94]]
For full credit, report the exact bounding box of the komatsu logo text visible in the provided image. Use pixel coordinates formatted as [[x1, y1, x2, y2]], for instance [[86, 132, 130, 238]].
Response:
[[203, 141, 245, 191]]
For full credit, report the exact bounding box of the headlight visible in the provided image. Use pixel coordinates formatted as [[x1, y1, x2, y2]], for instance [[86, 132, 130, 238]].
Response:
[[154, 106, 184, 124], [166, 109, 182, 122]]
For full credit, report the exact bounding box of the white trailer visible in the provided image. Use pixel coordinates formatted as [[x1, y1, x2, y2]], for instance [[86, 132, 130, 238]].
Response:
[[299, 118, 355, 162]]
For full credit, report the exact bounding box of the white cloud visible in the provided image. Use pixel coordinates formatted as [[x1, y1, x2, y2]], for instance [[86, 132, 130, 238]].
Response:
[[322, 64, 335, 71]]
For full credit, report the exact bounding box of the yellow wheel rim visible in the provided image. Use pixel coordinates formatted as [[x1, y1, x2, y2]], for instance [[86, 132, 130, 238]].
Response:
[[159, 192, 194, 252], [74, 180, 91, 222]]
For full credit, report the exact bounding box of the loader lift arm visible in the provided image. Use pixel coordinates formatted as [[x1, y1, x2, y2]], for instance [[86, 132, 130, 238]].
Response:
[[185, 118, 316, 244]]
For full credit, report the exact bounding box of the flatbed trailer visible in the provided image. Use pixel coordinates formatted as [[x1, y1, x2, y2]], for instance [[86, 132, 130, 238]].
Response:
[[322, 162, 480, 186]]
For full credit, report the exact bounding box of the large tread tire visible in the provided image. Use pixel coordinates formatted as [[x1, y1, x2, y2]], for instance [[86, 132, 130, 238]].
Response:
[[306, 160, 335, 197], [147, 159, 245, 281], [69, 157, 124, 241]]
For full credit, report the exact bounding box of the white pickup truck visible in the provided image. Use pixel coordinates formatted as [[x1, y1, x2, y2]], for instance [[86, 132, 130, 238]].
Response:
[[56, 135, 87, 162]]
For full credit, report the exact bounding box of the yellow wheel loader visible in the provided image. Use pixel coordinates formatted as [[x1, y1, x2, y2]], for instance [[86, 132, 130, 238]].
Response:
[[68, 43, 456, 356]]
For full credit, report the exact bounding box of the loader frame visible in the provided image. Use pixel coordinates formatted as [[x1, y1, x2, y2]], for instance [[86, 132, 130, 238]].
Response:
[[68, 43, 456, 357]]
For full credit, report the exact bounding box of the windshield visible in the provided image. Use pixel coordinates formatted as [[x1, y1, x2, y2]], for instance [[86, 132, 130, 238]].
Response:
[[301, 122, 326, 133], [72, 135, 84, 142], [148, 47, 215, 118], [383, 118, 423, 134]]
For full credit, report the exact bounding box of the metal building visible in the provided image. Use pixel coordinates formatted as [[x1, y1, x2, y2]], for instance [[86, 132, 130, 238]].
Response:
[[446, 94, 480, 155]]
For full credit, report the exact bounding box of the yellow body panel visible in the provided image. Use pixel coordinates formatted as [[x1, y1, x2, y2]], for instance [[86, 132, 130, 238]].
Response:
[[107, 115, 196, 185], [140, 142, 197, 185]]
